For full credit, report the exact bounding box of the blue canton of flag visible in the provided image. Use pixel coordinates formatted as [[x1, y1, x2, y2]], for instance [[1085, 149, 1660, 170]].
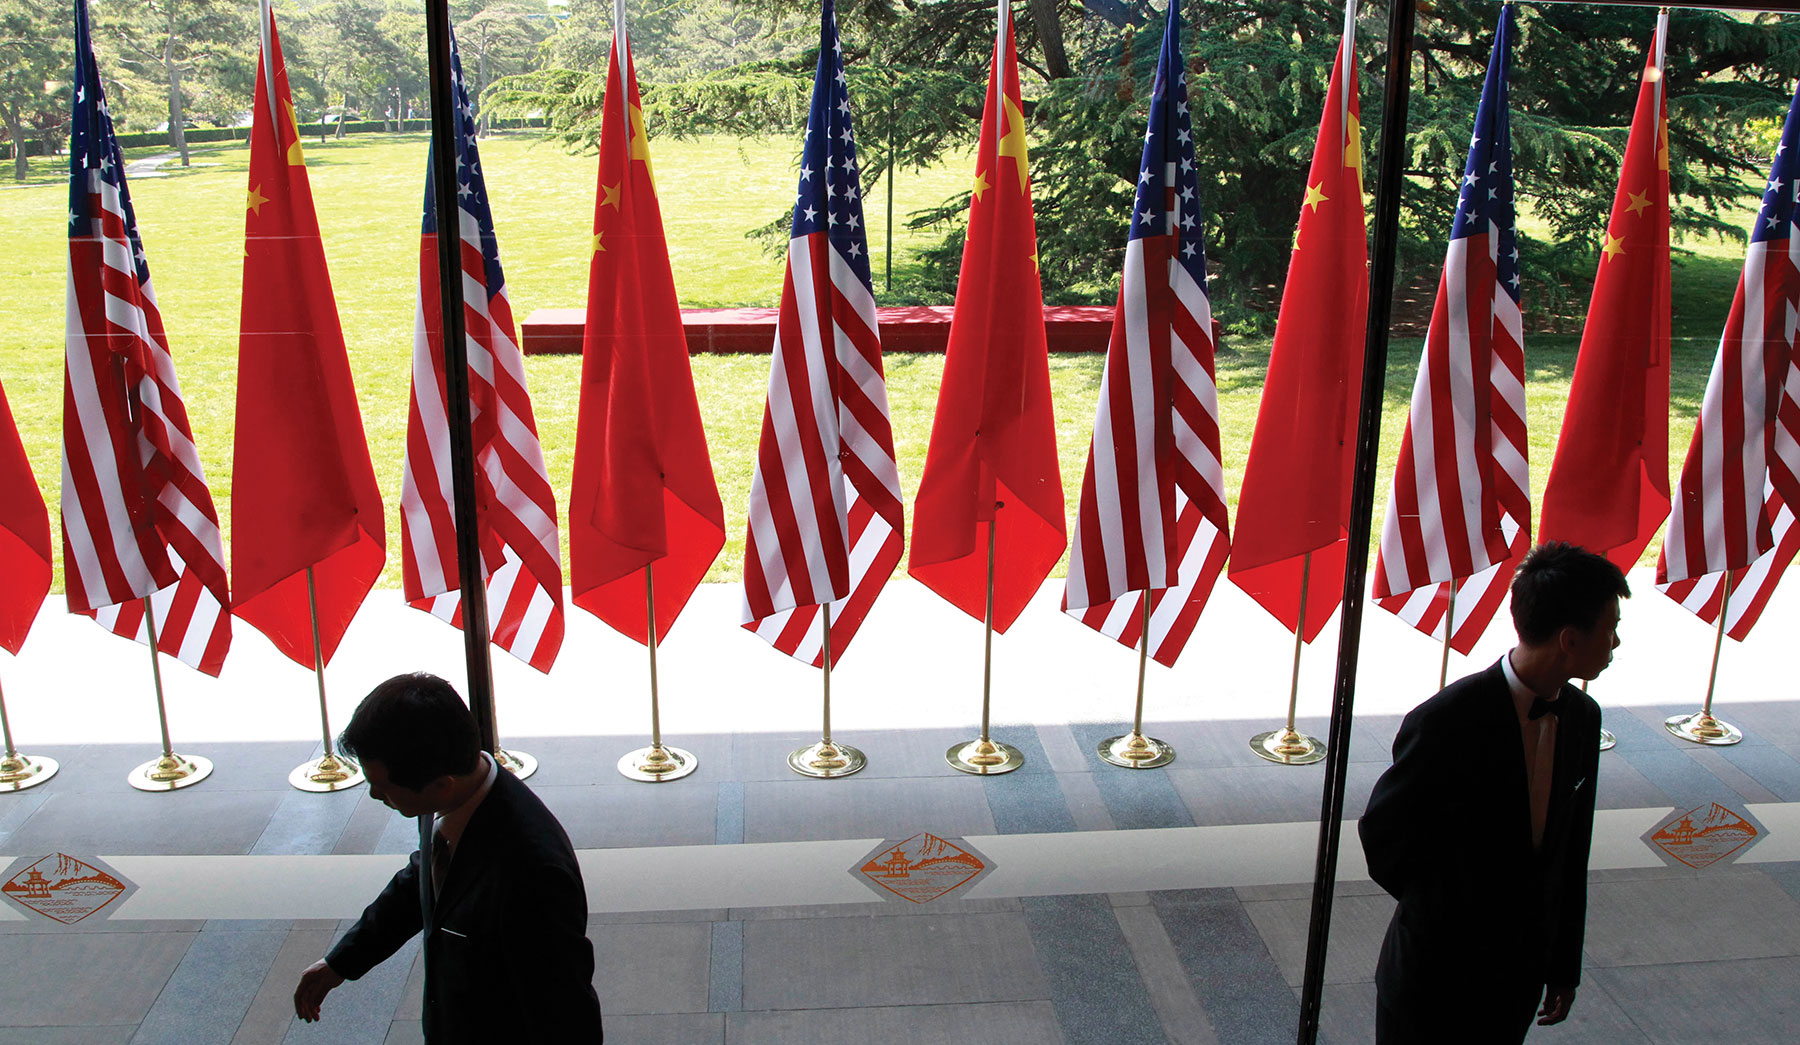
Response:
[[1754, 98, 1799, 245], [423, 33, 506, 296], [1452, 17, 1520, 307], [791, 2, 873, 291], [1131, 15, 1207, 287], [68, 0, 146, 282]]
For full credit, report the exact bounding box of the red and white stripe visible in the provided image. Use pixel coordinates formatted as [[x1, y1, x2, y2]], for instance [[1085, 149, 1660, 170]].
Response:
[[1064, 216, 1231, 668], [401, 227, 565, 673], [1659, 330, 1800, 639], [742, 235, 903, 667], [1376, 229, 1530, 655], [1659, 225, 1800, 585], [62, 169, 231, 675]]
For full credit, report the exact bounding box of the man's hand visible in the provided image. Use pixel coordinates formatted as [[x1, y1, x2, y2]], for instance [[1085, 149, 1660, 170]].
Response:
[[294, 959, 345, 1022], [1537, 984, 1577, 1025]]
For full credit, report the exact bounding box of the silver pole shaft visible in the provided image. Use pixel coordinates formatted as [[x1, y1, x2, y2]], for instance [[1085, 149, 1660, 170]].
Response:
[[1438, 576, 1458, 691], [646, 561, 661, 749], [0, 669, 17, 760], [1131, 593, 1152, 737], [1702, 571, 1733, 717], [144, 597, 174, 760], [1286, 552, 1311, 733], [979, 516, 997, 743], [306, 567, 335, 756], [821, 602, 833, 745]]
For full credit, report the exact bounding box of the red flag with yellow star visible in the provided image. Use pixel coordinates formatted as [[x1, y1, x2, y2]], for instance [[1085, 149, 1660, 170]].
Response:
[[1227, 23, 1368, 643], [1540, 14, 1672, 570], [907, 5, 1066, 632], [231, 2, 384, 669], [569, 24, 724, 645]]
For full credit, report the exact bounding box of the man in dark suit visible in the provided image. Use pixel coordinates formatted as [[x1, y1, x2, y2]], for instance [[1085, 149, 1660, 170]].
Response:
[[1360, 541, 1629, 1044], [293, 673, 604, 1041]]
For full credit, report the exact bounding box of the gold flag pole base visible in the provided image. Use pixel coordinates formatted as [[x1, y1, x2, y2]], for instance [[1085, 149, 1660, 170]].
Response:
[[494, 748, 538, 779], [128, 752, 213, 792], [945, 737, 1024, 776], [618, 743, 697, 782], [288, 751, 364, 792], [1098, 731, 1175, 770], [0, 752, 57, 793], [1663, 710, 1742, 746], [1598, 728, 1618, 751], [788, 739, 866, 779], [1249, 728, 1327, 766]]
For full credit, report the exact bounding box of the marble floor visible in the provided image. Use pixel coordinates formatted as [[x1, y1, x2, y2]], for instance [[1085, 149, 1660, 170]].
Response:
[[2, 575, 1797, 1043]]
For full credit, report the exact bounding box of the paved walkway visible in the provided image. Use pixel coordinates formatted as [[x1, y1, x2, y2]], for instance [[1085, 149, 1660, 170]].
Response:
[[2, 572, 1798, 1043]]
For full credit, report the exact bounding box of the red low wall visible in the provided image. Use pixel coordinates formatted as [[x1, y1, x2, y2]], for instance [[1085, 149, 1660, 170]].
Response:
[[520, 305, 1127, 355]]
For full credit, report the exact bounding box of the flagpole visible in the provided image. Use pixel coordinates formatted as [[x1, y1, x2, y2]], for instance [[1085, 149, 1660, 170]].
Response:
[[424, 0, 499, 757], [1437, 576, 1458, 690], [946, 512, 1025, 775], [619, 561, 698, 781], [127, 596, 212, 791], [1252, 551, 1326, 765], [288, 566, 364, 792], [1098, 593, 1176, 769], [1666, 570, 1745, 745], [0, 667, 58, 792], [789, 603, 866, 778]]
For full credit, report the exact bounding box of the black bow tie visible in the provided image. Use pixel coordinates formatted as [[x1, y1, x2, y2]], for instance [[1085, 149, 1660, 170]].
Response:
[[1529, 696, 1562, 721]]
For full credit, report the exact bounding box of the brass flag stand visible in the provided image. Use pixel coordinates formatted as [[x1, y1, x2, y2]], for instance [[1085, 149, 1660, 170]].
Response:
[[0, 667, 56, 793], [1666, 571, 1744, 745], [946, 517, 1024, 775], [1251, 551, 1327, 765], [788, 604, 866, 778], [288, 567, 364, 791], [1098, 595, 1175, 769], [619, 561, 697, 781], [128, 597, 213, 791]]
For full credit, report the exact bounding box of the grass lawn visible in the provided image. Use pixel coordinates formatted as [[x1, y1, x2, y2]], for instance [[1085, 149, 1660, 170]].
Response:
[[0, 130, 1763, 601]]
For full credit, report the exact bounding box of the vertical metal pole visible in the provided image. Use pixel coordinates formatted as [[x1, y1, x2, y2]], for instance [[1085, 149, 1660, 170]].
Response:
[[1130, 595, 1151, 737], [821, 602, 834, 745], [1296, 0, 1417, 1040], [143, 597, 175, 761], [1286, 552, 1312, 734], [1701, 571, 1732, 718], [423, 0, 497, 754], [885, 94, 896, 293], [306, 567, 335, 758], [979, 517, 997, 743], [0, 671, 17, 760], [646, 562, 662, 750], [1438, 576, 1459, 691]]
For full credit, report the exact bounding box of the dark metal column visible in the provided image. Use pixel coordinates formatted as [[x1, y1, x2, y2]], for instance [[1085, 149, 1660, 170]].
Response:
[[1296, 0, 1418, 1039], [423, 0, 498, 753]]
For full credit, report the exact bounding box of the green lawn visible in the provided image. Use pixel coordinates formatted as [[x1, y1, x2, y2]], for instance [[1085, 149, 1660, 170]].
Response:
[[0, 130, 1761, 595]]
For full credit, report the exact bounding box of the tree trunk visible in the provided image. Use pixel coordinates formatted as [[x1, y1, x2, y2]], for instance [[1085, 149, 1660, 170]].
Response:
[[1028, 0, 1072, 80], [163, 24, 190, 166], [4, 101, 26, 181]]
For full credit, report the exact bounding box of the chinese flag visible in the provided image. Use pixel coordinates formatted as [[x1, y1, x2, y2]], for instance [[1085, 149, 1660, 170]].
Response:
[[569, 29, 724, 645], [1540, 20, 1671, 571], [231, 5, 385, 669], [1227, 34, 1368, 642], [907, 10, 1066, 633], [0, 376, 51, 655]]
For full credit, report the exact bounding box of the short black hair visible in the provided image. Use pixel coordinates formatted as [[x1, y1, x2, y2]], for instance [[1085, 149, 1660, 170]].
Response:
[[339, 673, 481, 789], [1510, 541, 1631, 645]]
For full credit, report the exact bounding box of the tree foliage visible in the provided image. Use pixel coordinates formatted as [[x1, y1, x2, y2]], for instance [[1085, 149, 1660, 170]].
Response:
[[1, 0, 71, 180]]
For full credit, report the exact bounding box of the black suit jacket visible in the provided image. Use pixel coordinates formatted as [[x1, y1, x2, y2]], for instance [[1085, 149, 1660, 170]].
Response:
[[1359, 660, 1600, 1037], [328, 766, 604, 1043]]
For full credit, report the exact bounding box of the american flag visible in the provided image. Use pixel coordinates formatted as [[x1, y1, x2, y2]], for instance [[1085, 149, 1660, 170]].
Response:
[[400, 26, 565, 672], [1374, 6, 1528, 654], [61, 0, 232, 676], [1062, 0, 1230, 667], [1657, 78, 1800, 638], [741, 0, 904, 667]]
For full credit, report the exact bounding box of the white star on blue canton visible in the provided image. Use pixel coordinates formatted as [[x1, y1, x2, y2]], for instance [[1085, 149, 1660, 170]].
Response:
[[1139, 167, 1152, 185], [799, 164, 813, 181], [803, 205, 817, 223]]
